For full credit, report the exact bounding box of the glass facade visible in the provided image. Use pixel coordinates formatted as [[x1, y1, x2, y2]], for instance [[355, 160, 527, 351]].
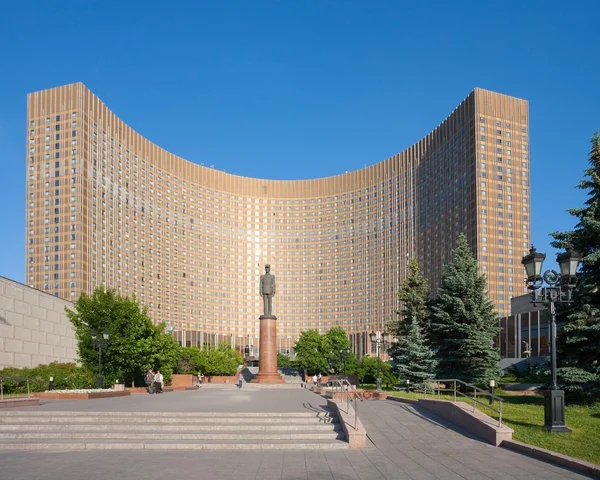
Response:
[[497, 310, 551, 359]]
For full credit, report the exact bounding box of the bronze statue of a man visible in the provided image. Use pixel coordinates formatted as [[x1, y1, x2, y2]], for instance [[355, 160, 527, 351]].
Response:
[[259, 264, 276, 316]]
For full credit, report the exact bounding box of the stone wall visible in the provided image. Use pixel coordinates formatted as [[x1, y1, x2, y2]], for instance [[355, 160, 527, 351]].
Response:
[[0, 276, 78, 368]]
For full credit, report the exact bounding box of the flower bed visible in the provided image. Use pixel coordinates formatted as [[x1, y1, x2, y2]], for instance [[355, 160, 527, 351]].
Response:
[[32, 389, 131, 400]]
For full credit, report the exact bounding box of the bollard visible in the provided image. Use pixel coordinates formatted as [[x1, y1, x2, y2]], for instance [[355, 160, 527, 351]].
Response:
[[49, 376, 54, 391], [489, 379, 495, 405]]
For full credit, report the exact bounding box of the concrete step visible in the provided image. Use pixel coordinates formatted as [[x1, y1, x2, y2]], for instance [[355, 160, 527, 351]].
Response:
[[0, 416, 338, 424], [0, 411, 348, 451], [0, 411, 333, 418], [0, 432, 345, 440], [0, 441, 348, 450], [0, 424, 342, 432]]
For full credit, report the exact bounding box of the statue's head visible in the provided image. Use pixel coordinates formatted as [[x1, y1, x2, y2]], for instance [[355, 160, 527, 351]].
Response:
[[265, 264, 270, 272]]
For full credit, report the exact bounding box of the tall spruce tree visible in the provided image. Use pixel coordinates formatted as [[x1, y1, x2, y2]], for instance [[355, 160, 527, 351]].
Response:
[[429, 233, 500, 385], [389, 259, 436, 385], [550, 132, 600, 400]]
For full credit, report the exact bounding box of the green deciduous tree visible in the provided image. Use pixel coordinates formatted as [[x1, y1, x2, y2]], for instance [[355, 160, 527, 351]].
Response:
[[65, 287, 180, 386], [389, 259, 436, 386], [551, 132, 600, 400], [203, 345, 244, 376], [175, 347, 204, 374], [277, 352, 293, 368], [429, 233, 500, 386], [322, 326, 352, 374], [294, 329, 327, 377], [357, 356, 396, 386], [175, 346, 243, 376]]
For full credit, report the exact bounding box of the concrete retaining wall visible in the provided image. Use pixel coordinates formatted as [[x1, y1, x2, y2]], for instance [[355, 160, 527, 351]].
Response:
[[0, 276, 77, 368]]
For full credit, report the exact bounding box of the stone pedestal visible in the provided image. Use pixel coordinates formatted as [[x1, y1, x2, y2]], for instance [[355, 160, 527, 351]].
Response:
[[251, 315, 285, 384], [543, 389, 572, 433]]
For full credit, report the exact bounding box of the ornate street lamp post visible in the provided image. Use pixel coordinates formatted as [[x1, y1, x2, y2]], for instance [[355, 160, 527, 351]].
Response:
[[91, 329, 109, 389], [339, 347, 350, 376], [369, 331, 389, 392], [521, 245, 580, 433]]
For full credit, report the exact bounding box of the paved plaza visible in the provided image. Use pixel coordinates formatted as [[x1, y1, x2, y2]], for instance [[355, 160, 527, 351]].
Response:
[[1, 385, 595, 480]]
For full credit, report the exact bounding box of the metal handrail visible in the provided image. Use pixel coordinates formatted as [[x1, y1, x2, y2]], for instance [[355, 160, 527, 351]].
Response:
[[0, 377, 33, 400], [420, 378, 503, 427], [332, 379, 363, 430]]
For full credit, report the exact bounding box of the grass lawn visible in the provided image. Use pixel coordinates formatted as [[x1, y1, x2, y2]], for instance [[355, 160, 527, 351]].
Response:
[[388, 389, 600, 465]]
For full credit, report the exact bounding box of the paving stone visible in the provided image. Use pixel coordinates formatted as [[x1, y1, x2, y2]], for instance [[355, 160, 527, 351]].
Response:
[[0, 388, 596, 480]]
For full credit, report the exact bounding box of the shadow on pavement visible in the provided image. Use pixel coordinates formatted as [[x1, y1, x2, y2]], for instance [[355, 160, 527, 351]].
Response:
[[385, 400, 483, 442]]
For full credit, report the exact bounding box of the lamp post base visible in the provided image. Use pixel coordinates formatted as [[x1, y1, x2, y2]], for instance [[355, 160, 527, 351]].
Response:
[[543, 389, 572, 433], [97, 376, 104, 389]]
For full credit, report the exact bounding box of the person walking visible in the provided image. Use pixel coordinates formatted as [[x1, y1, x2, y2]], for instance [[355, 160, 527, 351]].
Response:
[[154, 370, 164, 394], [237, 373, 244, 389], [312, 374, 318, 386], [145, 369, 155, 394], [197, 372, 204, 387]]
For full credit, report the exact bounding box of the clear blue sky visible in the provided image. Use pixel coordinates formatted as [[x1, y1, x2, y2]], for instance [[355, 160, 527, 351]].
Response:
[[1, 1, 598, 284]]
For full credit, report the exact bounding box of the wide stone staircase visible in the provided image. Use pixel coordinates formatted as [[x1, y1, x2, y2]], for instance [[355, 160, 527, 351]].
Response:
[[278, 367, 304, 384], [239, 367, 303, 386], [0, 410, 347, 450]]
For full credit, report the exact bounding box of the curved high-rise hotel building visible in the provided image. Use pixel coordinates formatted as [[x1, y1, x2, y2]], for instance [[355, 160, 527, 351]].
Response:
[[26, 83, 530, 356]]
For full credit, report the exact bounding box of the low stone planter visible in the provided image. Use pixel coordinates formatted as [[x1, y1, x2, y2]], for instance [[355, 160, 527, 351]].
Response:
[[32, 390, 131, 400], [360, 390, 388, 400], [127, 387, 152, 395], [171, 374, 194, 388], [0, 398, 40, 408], [207, 376, 237, 383]]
